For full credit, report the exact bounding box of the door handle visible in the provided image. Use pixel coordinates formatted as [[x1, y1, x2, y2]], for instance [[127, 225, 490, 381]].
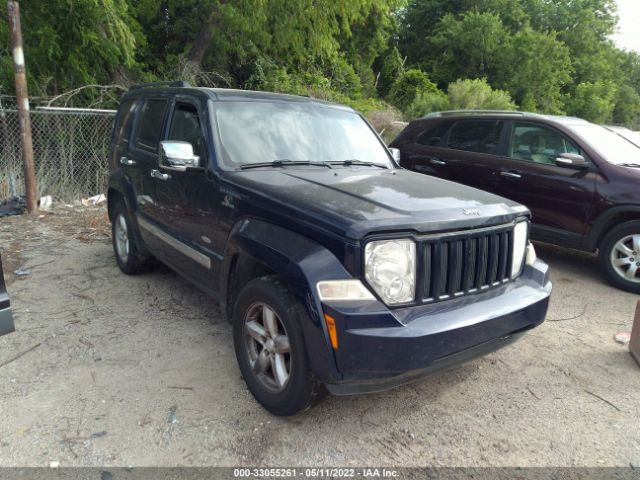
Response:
[[430, 158, 446, 165], [120, 156, 136, 166], [500, 171, 522, 179], [150, 169, 171, 181]]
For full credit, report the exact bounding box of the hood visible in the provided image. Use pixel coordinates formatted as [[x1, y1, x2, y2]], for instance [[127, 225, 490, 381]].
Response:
[[225, 167, 527, 240]]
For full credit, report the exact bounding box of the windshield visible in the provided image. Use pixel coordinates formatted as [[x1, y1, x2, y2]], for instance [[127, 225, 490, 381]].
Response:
[[214, 101, 393, 168], [569, 123, 640, 165], [607, 126, 640, 148]]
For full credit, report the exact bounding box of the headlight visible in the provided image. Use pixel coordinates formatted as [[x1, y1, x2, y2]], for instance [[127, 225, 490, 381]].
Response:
[[365, 239, 416, 305], [511, 221, 529, 278], [317, 280, 375, 301]]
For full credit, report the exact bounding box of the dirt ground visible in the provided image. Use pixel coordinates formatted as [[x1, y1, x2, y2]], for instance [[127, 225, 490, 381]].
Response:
[[0, 207, 638, 468]]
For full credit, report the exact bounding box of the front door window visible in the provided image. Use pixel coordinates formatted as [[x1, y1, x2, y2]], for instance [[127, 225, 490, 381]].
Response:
[[509, 123, 580, 166]]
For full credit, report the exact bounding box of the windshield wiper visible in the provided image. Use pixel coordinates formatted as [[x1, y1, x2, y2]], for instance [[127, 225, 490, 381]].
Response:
[[617, 163, 640, 168], [328, 159, 389, 169], [240, 159, 332, 170]]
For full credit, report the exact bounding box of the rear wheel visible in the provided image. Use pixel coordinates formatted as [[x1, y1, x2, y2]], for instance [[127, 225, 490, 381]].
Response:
[[599, 221, 640, 294], [111, 200, 154, 275], [233, 276, 324, 416]]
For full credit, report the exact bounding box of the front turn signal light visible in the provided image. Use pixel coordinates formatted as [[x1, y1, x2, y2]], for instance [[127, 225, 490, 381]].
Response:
[[324, 313, 339, 350]]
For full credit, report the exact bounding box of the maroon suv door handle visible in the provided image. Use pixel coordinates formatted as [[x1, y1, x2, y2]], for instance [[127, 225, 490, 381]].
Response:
[[500, 171, 522, 179], [430, 158, 446, 166]]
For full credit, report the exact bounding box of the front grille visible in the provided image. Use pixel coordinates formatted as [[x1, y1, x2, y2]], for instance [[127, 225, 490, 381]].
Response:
[[419, 224, 514, 303]]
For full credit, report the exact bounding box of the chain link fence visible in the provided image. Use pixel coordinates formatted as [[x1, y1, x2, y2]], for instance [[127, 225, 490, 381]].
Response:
[[0, 106, 115, 202]]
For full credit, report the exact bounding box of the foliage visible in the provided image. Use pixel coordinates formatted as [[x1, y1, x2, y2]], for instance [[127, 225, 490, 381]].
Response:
[[0, 0, 638, 128], [397, 0, 639, 123], [388, 69, 439, 111], [0, 0, 139, 97], [429, 11, 510, 86], [613, 84, 640, 128], [500, 28, 572, 113], [447, 79, 516, 111], [566, 81, 618, 124], [404, 91, 449, 119], [376, 47, 405, 97]]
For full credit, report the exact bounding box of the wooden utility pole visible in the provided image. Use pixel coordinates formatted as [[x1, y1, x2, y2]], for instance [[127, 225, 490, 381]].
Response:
[[7, 1, 37, 213]]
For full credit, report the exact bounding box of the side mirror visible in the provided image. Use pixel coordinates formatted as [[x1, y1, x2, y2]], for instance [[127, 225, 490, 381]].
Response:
[[389, 147, 401, 163], [159, 141, 200, 170], [555, 153, 589, 170]]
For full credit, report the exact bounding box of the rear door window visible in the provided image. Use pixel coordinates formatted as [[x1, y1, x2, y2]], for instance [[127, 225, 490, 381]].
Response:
[[134, 98, 169, 151], [416, 122, 452, 147], [447, 120, 504, 154]]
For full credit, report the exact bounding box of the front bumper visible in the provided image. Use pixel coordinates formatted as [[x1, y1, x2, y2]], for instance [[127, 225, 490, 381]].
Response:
[[0, 254, 14, 337], [0, 304, 14, 336], [322, 260, 551, 394]]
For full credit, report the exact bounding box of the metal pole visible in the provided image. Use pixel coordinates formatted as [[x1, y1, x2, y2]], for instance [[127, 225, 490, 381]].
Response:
[[7, 1, 37, 213]]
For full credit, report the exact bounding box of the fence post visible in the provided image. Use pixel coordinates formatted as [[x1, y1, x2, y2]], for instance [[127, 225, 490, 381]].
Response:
[[7, 1, 37, 213]]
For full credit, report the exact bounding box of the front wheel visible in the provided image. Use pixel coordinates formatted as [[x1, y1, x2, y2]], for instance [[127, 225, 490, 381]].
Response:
[[232, 276, 324, 416], [599, 221, 640, 294]]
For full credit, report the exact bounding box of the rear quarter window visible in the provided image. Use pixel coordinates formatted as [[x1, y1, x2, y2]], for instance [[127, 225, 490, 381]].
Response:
[[113, 99, 137, 144]]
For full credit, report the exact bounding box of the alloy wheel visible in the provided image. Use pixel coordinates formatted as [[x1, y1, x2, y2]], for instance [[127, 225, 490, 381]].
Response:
[[243, 302, 291, 393], [114, 213, 130, 264], [610, 234, 640, 283]]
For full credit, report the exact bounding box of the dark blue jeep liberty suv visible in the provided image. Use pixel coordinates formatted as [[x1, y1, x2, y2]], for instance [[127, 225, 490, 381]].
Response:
[[107, 81, 552, 415]]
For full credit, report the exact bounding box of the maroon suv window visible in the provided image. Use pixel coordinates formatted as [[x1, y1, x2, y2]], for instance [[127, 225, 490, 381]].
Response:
[[416, 122, 451, 147], [447, 120, 503, 154]]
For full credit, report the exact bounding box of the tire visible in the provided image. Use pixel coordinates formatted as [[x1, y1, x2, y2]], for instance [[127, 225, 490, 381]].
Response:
[[598, 220, 640, 294], [111, 200, 154, 275], [232, 276, 324, 416]]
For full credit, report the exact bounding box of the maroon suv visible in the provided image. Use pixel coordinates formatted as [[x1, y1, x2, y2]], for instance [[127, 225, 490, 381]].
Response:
[[391, 110, 640, 293]]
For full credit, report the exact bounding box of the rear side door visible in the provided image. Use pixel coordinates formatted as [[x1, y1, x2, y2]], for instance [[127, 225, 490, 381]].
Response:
[[126, 96, 170, 225], [495, 121, 597, 243], [400, 121, 454, 178], [110, 97, 137, 173], [400, 119, 507, 195], [437, 119, 507, 195]]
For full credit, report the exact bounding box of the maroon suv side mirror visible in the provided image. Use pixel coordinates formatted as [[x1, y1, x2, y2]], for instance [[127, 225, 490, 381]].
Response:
[[555, 153, 589, 170]]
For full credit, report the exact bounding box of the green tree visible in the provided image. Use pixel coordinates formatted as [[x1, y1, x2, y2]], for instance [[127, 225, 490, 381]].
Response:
[[405, 90, 449, 119], [567, 81, 618, 123], [428, 12, 510, 86], [376, 47, 405, 98], [612, 85, 640, 128], [388, 68, 439, 111], [447, 78, 516, 110], [500, 28, 572, 113], [0, 0, 139, 96]]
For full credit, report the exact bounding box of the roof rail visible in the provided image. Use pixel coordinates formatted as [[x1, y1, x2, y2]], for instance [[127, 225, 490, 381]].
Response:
[[423, 110, 529, 118], [129, 81, 191, 90]]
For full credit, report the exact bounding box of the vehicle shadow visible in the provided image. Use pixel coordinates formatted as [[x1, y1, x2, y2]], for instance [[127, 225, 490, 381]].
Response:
[[533, 241, 603, 284]]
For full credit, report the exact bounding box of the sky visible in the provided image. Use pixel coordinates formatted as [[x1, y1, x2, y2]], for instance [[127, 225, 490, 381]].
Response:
[[613, 0, 640, 53]]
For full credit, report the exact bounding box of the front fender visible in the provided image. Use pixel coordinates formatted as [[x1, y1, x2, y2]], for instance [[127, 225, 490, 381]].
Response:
[[588, 205, 640, 250], [222, 218, 354, 383]]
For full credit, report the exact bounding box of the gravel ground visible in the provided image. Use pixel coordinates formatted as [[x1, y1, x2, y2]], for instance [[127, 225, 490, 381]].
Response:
[[0, 207, 638, 467]]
